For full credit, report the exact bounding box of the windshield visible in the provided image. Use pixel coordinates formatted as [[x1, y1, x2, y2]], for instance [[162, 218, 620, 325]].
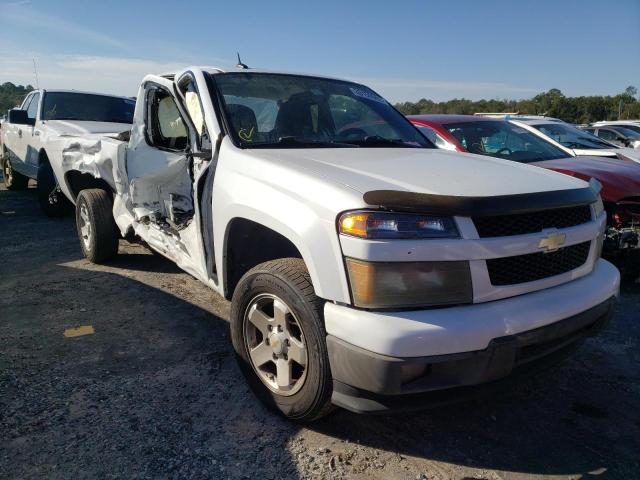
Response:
[[42, 92, 135, 123], [444, 120, 567, 162], [209, 73, 432, 148], [615, 124, 640, 134], [611, 126, 640, 139], [535, 122, 616, 149]]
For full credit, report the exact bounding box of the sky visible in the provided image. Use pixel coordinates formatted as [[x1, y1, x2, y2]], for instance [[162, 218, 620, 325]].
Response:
[[0, 0, 638, 103]]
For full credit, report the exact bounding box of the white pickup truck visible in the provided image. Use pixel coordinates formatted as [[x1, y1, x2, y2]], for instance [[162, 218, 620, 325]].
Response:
[[1, 89, 135, 216], [55, 67, 619, 421]]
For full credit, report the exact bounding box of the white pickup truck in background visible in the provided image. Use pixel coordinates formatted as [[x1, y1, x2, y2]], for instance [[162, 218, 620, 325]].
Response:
[[1, 90, 135, 216], [44, 66, 619, 421]]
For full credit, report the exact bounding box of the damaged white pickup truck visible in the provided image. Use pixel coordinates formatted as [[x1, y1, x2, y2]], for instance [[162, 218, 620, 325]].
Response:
[[60, 67, 619, 421], [1, 90, 135, 216]]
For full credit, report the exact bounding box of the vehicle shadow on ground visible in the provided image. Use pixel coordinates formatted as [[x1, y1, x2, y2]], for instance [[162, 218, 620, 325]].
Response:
[[1, 250, 303, 479], [107, 251, 185, 274]]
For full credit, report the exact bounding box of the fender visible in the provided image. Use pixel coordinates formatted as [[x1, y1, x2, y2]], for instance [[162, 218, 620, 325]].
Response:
[[218, 203, 351, 304]]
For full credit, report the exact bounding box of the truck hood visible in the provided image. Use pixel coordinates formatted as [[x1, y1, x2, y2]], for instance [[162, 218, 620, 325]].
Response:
[[42, 120, 131, 137], [249, 147, 588, 197], [533, 155, 640, 202]]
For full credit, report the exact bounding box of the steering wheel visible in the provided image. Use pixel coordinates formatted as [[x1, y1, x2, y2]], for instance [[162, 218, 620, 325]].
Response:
[[337, 127, 367, 139], [496, 147, 512, 155]]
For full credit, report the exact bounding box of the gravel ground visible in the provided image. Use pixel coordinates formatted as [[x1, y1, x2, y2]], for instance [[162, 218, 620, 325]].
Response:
[[1, 180, 639, 480]]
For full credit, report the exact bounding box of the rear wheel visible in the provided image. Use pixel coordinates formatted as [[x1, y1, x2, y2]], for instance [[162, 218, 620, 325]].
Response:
[[2, 154, 29, 190], [75, 189, 119, 263], [230, 258, 334, 422], [37, 159, 71, 217]]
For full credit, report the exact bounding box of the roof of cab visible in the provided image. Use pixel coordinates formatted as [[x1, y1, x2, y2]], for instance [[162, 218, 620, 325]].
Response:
[[160, 65, 350, 83], [34, 89, 133, 100]]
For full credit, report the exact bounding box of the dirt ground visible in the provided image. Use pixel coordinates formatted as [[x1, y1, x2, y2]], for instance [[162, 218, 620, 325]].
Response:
[[1, 181, 639, 480]]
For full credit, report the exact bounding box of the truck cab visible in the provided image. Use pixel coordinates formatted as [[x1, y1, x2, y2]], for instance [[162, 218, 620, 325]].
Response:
[[61, 67, 620, 421]]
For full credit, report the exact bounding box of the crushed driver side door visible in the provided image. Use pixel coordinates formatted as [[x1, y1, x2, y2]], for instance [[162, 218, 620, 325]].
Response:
[[124, 78, 210, 280]]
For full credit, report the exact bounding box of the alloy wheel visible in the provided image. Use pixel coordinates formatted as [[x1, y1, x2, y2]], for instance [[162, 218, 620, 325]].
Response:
[[243, 293, 308, 396], [79, 203, 92, 249]]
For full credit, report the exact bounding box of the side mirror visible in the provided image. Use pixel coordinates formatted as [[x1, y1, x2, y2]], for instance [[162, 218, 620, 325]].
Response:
[[8, 109, 34, 126]]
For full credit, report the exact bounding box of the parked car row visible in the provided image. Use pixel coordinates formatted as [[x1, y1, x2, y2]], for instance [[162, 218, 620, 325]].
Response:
[[410, 114, 640, 280], [0, 68, 625, 421], [583, 122, 640, 149]]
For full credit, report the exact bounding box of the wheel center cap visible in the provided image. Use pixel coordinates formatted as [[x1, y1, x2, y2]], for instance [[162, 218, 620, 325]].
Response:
[[269, 332, 287, 355]]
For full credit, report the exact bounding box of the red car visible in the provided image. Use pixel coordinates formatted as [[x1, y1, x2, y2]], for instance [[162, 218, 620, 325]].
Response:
[[409, 114, 640, 279]]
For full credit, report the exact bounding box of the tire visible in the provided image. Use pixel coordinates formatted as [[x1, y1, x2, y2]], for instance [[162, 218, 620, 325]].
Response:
[[37, 160, 71, 217], [230, 258, 334, 422], [75, 189, 119, 263], [2, 154, 29, 190]]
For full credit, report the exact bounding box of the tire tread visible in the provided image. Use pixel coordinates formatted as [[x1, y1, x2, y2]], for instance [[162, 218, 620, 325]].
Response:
[[76, 188, 119, 263]]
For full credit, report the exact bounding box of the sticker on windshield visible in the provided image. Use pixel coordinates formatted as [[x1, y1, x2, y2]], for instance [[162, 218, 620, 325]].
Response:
[[350, 87, 387, 104], [511, 127, 527, 134]]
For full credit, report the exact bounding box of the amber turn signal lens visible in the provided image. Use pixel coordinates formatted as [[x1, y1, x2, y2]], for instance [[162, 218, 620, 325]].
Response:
[[340, 213, 369, 238], [339, 211, 459, 239]]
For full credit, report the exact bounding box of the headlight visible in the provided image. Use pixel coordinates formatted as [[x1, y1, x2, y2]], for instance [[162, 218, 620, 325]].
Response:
[[339, 211, 459, 239], [345, 258, 472, 309]]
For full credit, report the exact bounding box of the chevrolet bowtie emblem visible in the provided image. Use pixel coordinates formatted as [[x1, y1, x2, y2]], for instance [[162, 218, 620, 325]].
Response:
[[538, 231, 566, 253]]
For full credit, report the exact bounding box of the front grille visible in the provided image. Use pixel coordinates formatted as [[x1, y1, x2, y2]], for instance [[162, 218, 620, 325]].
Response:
[[473, 205, 592, 238], [486, 241, 591, 286]]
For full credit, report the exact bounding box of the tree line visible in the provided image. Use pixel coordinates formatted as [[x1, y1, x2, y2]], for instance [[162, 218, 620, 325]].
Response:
[[0, 82, 35, 117], [395, 86, 640, 124], [2, 80, 639, 125]]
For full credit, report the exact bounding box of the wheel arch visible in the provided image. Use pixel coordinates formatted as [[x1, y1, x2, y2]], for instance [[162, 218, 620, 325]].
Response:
[[222, 216, 305, 300], [64, 170, 113, 202], [218, 201, 351, 304]]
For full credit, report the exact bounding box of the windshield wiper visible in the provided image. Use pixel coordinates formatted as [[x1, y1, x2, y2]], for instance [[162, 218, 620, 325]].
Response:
[[250, 136, 357, 148], [344, 135, 420, 148]]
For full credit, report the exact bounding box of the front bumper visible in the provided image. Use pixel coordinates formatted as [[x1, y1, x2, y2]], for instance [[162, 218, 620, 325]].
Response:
[[329, 297, 615, 413], [324, 259, 620, 414]]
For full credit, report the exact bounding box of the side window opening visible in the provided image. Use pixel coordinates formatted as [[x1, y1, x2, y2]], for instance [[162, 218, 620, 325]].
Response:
[[26, 93, 40, 120], [598, 129, 616, 141], [146, 88, 188, 151], [21, 93, 33, 110]]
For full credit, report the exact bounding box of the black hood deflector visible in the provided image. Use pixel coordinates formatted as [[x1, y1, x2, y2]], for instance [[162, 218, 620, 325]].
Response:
[[363, 179, 601, 217]]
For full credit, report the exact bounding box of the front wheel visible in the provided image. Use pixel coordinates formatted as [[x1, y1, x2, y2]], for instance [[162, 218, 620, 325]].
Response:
[[37, 160, 71, 217], [230, 258, 334, 422], [75, 189, 119, 263], [2, 154, 29, 190]]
